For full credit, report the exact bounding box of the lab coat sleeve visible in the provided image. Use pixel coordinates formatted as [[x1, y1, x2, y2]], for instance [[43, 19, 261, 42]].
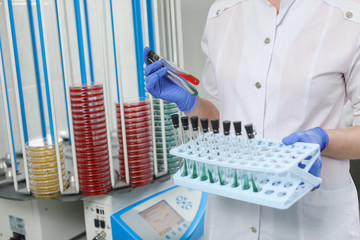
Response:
[[344, 41, 360, 126], [200, 18, 220, 112]]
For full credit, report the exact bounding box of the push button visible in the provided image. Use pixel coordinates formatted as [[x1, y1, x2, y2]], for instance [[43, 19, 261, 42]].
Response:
[[346, 11, 353, 19], [94, 219, 100, 228]]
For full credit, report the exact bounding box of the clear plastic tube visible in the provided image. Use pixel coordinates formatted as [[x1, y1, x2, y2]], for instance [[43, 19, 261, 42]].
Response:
[[147, 49, 198, 96]]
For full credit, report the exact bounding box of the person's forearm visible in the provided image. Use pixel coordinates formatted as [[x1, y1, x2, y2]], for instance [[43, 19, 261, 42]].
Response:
[[186, 96, 219, 121], [322, 125, 360, 160]]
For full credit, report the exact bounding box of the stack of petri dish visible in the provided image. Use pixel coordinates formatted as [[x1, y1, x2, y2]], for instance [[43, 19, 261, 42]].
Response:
[[26, 138, 67, 199], [152, 99, 180, 174], [116, 99, 153, 187], [70, 83, 112, 196]]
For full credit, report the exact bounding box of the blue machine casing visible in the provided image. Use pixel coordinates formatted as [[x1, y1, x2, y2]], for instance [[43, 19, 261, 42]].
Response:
[[111, 186, 207, 240]]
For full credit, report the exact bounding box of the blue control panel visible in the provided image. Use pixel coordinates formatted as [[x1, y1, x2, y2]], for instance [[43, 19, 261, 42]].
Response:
[[111, 186, 207, 240]]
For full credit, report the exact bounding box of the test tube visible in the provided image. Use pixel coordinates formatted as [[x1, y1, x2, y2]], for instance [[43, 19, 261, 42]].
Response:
[[171, 114, 188, 176], [223, 120, 231, 138], [242, 171, 251, 190], [200, 118, 209, 141], [221, 120, 231, 156], [211, 119, 220, 143], [233, 121, 242, 136], [181, 116, 191, 144], [192, 116, 207, 181], [230, 168, 239, 188], [244, 124, 258, 192], [181, 116, 198, 178], [233, 121, 242, 145], [200, 118, 213, 160], [207, 164, 218, 183], [190, 116, 199, 140], [218, 166, 228, 186]]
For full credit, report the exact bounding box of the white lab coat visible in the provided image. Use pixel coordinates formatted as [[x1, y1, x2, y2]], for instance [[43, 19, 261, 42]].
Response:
[[201, 0, 360, 239]]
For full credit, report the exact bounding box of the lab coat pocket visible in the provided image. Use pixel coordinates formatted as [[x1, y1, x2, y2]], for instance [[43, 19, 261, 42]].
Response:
[[301, 181, 360, 240]]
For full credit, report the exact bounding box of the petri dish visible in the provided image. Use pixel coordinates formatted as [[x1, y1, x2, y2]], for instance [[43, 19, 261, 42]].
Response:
[[75, 139, 108, 148], [75, 144, 108, 154], [72, 106, 105, 115], [119, 142, 152, 151], [74, 129, 107, 138], [77, 165, 110, 175], [80, 184, 112, 196], [72, 113, 106, 122], [30, 172, 65, 181], [74, 134, 108, 143], [117, 117, 151, 125], [77, 160, 110, 169], [79, 175, 111, 185], [69, 83, 103, 92], [71, 102, 105, 110]]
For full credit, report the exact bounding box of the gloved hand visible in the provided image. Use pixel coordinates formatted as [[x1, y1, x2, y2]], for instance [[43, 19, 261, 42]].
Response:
[[282, 127, 329, 187], [144, 47, 197, 112]]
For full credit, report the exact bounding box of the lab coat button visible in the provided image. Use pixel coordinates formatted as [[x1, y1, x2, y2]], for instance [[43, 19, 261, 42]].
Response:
[[346, 11, 353, 19], [216, 9, 221, 15], [255, 82, 262, 89], [264, 38, 271, 44], [251, 226, 257, 233]]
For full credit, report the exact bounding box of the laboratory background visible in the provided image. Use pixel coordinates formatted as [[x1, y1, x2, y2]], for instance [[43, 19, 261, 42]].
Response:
[[0, 0, 359, 240]]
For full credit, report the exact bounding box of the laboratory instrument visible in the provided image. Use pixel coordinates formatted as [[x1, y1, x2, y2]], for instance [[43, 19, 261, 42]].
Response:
[[170, 118, 322, 209], [82, 178, 207, 240], [0, 197, 84, 240], [146, 49, 198, 96], [111, 185, 207, 240]]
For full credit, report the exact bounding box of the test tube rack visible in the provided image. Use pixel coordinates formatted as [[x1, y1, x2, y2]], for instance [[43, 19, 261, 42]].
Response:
[[170, 134, 322, 209]]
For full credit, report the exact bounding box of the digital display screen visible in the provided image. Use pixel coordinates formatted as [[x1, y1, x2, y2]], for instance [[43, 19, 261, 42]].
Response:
[[139, 200, 184, 236]]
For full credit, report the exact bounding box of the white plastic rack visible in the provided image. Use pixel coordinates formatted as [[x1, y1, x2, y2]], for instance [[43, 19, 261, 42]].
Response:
[[170, 133, 322, 209]]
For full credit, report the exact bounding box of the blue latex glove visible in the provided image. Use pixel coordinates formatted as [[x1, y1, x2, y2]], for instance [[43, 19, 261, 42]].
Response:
[[143, 47, 197, 112], [282, 127, 329, 187]]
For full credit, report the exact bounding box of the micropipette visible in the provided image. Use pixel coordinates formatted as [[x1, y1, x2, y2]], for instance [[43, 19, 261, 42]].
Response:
[[146, 49, 198, 96]]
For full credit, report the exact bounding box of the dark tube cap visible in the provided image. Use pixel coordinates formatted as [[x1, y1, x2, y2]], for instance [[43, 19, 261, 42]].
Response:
[[200, 118, 209, 133], [171, 114, 179, 128], [211, 119, 219, 134], [147, 50, 160, 64], [233, 121, 242, 136], [190, 116, 199, 131], [181, 116, 189, 130], [245, 124, 255, 139], [223, 121, 231, 135]]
